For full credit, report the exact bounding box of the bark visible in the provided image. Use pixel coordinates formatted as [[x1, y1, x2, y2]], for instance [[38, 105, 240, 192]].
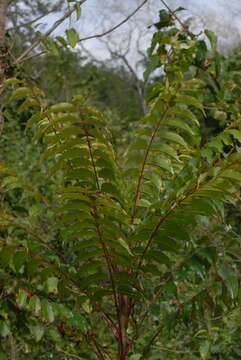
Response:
[[0, 0, 7, 136], [0, 0, 7, 84], [0, 0, 7, 43], [118, 295, 132, 359]]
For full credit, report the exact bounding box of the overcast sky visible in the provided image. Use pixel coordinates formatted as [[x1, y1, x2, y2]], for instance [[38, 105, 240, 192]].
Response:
[[72, 0, 241, 50], [171, 0, 241, 51], [46, 0, 241, 72]]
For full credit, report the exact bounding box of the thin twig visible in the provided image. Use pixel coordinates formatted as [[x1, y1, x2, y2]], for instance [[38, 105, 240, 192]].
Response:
[[84, 127, 100, 190], [78, 0, 149, 43], [7, 11, 54, 32], [57, 347, 84, 360], [131, 107, 169, 225], [160, 0, 188, 32], [91, 336, 105, 360], [140, 324, 163, 359]]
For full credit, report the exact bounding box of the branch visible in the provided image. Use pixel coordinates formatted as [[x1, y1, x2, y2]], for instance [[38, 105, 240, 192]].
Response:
[[79, 0, 148, 43], [82, 126, 123, 352], [79, 42, 105, 65], [14, 0, 88, 65], [57, 348, 83, 360], [84, 127, 100, 190], [135, 253, 192, 335], [135, 184, 201, 274], [131, 107, 169, 225], [135, 153, 240, 274], [159, 0, 194, 37], [110, 51, 147, 113], [140, 324, 163, 359], [90, 336, 105, 360], [113, 52, 139, 83], [15, 0, 149, 65], [7, 11, 54, 32], [160, 0, 187, 31]]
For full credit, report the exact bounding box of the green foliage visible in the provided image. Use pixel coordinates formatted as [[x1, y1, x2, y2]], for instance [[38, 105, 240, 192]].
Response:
[[30, 50, 143, 152], [0, 7, 241, 360]]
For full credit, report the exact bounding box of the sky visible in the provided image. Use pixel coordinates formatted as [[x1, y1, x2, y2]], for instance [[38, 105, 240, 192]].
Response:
[[46, 0, 241, 73], [171, 0, 241, 51]]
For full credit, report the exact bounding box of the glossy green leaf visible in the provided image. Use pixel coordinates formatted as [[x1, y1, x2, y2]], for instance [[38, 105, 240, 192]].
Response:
[[66, 28, 79, 48]]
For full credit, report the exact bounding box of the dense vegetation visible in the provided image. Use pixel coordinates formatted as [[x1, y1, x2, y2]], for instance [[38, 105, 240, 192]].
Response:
[[0, 1, 241, 359]]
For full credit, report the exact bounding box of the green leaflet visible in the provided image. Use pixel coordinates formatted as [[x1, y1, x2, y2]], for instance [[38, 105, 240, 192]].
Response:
[[146, 249, 170, 265], [67, 314, 87, 333], [4, 77, 23, 86], [205, 29, 217, 51], [163, 118, 195, 136], [28, 324, 44, 343], [41, 301, 55, 323], [228, 129, 241, 142], [148, 158, 173, 175], [130, 138, 149, 151], [66, 28, 79, 48], [60, 147, 90, 162], [18, 98, 40, 113], [185, 196, 220, 217], [76, 2, 82, 20], [169, 106, 200, 127], [16, 289, 28, 309], [218, 263, 239, 300], [154, 232, 180, 252], [28, 296, 41, 317], [151, 143, 180, 161], [221, 169, 241, 182], [44, 125, 83, 143], [45, 277, 59, 294], [0, 321, 10, 338], [10, 87, 32, 101], [49, 102, 76, 113], [43, 141, 89, 160], [118, 238, 134, 256], [65, 168, 94, 181], [78, 261, 102, 276], [160, 130, 189, 149], [101, 182, 120, 197], [58, 201, 91, 213], [176, 95, 205, 114]]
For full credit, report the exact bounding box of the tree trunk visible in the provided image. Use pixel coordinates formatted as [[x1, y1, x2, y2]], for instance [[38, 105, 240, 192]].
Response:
[[0, 0, 7, 43], [118, 295, 132, 360], [0, 0, 7, 81], [0, 0, 7, 135]]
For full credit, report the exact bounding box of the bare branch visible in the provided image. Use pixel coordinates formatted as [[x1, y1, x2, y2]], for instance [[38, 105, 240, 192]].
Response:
[[6, 10, 54, 32], [160, 0, 192, 35], [109, 48, 147, 111], [79, 0, 149, 43], [79, 42, 104, 65]]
